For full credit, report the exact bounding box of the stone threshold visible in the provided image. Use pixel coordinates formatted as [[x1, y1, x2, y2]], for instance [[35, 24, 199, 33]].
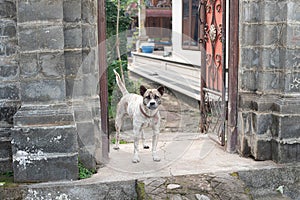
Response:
[[0, 164, 299, 200]]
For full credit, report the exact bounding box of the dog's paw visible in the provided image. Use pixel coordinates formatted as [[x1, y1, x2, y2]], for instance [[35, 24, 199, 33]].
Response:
[[113, 146, 120, 150], [143, 145, 150, 149], [152, 155, 161, 162], [132, 155, 140, 163]]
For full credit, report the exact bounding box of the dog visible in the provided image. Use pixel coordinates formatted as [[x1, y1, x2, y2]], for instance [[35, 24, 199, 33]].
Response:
[[113, 70, 164, 163]]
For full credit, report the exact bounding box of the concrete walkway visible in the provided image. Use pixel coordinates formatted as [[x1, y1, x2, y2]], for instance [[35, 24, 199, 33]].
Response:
[[93, 132, 278, 183]]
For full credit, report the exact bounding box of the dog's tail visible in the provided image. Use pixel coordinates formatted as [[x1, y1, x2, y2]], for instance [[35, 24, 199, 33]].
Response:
[[113, 69, 129, 96]]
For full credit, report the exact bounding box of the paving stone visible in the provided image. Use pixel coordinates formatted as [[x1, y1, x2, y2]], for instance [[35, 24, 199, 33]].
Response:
[[170, 194, 183, 200], [151, 187, 166, 195], [195, 194, 210, 200], [167, 184, 182, 190], [148, 177, 166, 188]]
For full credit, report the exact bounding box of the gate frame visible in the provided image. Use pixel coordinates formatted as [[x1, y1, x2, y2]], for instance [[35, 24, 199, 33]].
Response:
[[98, 0, 110, 162], [227, 0, 239, 153], [99, 0, 240, 158], [200, 0, 239, 152]]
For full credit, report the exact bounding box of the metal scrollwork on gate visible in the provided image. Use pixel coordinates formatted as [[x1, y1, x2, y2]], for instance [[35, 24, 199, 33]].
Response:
[[209, 24, 217, 42], [200, 0, 226, 146]]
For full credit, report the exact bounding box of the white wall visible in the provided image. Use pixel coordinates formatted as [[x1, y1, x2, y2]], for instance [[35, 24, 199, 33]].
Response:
[[172, 0, 201, 66]]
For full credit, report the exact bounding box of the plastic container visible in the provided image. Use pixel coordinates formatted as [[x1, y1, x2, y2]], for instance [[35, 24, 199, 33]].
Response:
[[141, 46, 154, 53]]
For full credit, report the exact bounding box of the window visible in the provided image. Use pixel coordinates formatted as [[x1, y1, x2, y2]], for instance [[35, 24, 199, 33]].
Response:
[[182, 0, 200, 50]]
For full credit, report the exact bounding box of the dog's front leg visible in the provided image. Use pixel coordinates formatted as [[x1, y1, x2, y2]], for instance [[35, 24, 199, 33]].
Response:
[[132, 126, 141, 163], [152, 126, 161, 162], [141, 130, 149, 149]]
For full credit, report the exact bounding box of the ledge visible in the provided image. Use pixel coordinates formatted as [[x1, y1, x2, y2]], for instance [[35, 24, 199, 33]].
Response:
[[132, 51, 201, 68], [130, 51, 201, 102]]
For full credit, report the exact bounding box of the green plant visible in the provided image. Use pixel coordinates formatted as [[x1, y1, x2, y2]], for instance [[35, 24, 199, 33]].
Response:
[[106, 0, 137, 78], [78, 162, 96, 180], [0, 171, 14, 186], [111, 137, 128, 144], [106, 0, 143, 118], [1, 171, 13, 177]]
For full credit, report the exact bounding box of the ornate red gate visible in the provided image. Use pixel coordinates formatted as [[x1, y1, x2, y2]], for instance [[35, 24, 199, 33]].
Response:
[[199, 0, 226, 145]]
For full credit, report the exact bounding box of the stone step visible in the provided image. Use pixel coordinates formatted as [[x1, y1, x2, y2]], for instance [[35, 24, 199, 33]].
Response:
[[1, 166, 299, 199], [0, 128, 13, 173], [11, 125, 79, 183], [0, 179, 137, 200], [14, 104, 75, 127]]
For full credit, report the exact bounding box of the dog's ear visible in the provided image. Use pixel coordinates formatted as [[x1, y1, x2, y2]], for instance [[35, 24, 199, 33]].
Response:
[[157, 86, 164, 96], [140, 85, 147, 96]]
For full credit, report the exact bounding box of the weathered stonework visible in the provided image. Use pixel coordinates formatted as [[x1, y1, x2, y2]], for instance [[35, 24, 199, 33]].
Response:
[[0, 128, 13, 173], [238, 0, 300, 163], [0, 0, 101, 182], [0, 0, 19, 174]]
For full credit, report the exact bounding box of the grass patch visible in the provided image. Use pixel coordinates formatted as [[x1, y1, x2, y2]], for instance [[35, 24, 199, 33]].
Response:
[[111, 137, 128, 144], [0, 171, 14, 187], [78, 162, 96, 180]]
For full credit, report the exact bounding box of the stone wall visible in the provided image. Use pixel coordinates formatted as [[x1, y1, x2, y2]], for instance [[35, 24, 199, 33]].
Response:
[[238, 0, 300, 163], [0, 0, 101, 182], [0, 0, 19, 174]]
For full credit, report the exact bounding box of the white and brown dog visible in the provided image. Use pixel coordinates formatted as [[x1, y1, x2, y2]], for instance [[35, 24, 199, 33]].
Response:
[[113, 70, 164, 163]]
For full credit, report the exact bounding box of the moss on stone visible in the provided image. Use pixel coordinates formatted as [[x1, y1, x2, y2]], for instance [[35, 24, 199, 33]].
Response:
[[136, 181, 152, 200], [230, 172, 239, 178]]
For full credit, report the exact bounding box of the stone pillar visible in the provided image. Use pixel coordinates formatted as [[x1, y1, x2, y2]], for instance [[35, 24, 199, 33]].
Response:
[[64, 0, 102, 170], [10, 0, 78, 182], [0, 0, 101, 182], [0, 0, 19, 173], [238, 0, 300, 163]]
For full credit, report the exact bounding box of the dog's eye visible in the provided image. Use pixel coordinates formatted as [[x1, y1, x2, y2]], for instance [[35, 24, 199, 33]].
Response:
[[146, 96, 150, 99], [154, 95, 159, 99]]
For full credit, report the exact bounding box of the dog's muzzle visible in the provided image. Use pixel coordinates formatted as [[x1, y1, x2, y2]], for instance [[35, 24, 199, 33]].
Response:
[[148, 101, 158, 110]]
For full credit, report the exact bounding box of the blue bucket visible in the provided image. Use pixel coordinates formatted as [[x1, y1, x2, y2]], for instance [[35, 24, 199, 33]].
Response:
[[141, 46, 154, 53]]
